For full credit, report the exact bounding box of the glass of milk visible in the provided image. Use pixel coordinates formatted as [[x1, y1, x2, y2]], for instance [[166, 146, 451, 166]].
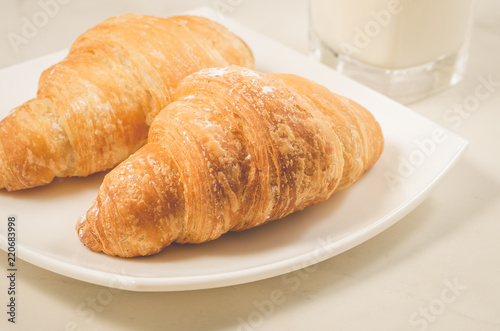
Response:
[[309, 0, 475, 104]]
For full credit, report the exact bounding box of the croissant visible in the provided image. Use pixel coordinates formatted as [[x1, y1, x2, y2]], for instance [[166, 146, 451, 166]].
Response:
[[0, 14, 253, 191], [76, 65, 384, 257]]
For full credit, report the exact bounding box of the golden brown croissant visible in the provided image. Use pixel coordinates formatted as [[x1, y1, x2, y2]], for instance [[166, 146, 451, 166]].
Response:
[[0, 14, 253, 191], [76, 65, 384, 257]]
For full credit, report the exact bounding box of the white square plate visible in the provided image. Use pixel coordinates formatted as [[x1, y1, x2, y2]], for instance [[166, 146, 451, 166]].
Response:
[[0, 7, 467, 291]]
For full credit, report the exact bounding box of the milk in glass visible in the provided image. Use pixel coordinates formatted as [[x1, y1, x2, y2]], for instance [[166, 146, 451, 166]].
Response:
[[310, 0, 475, 103]]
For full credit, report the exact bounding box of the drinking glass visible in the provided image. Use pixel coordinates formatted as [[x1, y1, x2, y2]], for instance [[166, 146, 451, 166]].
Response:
[[309, 0, 475, 104]]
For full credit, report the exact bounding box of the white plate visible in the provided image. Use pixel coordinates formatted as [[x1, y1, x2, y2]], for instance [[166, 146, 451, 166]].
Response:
[[0, 7, 467, 292]]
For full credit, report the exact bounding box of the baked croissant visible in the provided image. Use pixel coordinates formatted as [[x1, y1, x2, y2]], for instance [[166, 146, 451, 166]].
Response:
[[0, 14, 253, 191], [77, 65, 384, 257]]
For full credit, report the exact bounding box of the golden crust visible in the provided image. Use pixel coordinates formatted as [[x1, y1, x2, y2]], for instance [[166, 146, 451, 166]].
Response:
[[268, 73, 384, 190], [77, 66, 384, 257], [0, 14, 254, 191]]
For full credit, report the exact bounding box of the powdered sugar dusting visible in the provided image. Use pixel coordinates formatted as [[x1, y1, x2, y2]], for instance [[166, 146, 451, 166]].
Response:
[[204, 67, 230, 77], [91, 205, 99, 217], [262, 86, 276, 94], [239, 69, 261, 78], [52, 121, 62, 131]]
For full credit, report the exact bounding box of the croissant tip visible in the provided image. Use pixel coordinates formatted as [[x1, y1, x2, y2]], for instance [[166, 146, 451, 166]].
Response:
[[0, 174, 6, 191], [76, 213, 103, 253], [0, 148, 5, 190]]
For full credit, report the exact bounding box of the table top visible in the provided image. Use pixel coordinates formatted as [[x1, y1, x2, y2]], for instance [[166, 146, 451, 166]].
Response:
[[0, 1, 499, 330]]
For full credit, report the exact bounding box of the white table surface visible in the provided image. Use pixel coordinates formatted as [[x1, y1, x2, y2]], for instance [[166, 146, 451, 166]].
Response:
[[0, 0, 499, 330]]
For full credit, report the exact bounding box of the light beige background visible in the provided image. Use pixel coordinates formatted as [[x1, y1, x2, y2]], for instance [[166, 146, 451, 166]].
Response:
[[0, 0, 499, 330]]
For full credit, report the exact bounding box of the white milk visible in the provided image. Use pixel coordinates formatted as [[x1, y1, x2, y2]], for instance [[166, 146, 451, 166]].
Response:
[[310, 0, 474, 69]]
